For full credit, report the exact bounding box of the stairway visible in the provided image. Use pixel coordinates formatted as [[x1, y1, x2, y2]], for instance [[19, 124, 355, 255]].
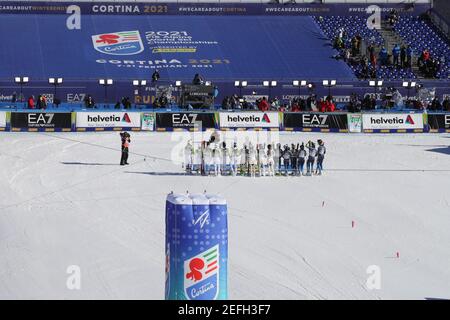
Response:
[[378, 21, 424, 79]]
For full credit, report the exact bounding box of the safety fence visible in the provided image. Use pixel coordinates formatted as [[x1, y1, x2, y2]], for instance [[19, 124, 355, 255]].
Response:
[[0, 111, 448, 133]]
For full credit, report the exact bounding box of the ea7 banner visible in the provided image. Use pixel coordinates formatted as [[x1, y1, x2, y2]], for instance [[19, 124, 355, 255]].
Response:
[[156, 113, 216, 130], [427, 114, 450, 132], [10, 112, 72, 130], [219, 112, 279, 129], [283, 113, 348, 131], [362, 113, 423, 130], [76, 112, 141, 128]]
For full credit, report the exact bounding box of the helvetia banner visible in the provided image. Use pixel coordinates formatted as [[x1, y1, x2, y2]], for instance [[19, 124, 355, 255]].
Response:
[[10, 112, 72, 129], [427, 114, 450, 132], [219, 112, 279, 128], [156, 112, 216, 130], [362, 113, 423, 130], [283, 112, 348, 131], [165, 193, 228, 300], [76, 112, 141, 128], [0, 111, 6, 128], [141, 112, 155, 131]]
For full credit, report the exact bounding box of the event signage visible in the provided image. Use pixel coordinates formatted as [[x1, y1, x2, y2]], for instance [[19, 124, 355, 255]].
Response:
[[10, 112, 72, 129], [76, 112, 141, 128], [362, 113, 423, 130], [219, 112, 279, 128]]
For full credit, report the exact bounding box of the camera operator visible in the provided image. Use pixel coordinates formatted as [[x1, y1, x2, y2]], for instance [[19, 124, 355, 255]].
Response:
[[120, 132, 131, 166]]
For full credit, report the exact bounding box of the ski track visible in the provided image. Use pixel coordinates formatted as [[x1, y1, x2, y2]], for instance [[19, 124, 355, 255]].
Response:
[[0, 132, 449, 299]]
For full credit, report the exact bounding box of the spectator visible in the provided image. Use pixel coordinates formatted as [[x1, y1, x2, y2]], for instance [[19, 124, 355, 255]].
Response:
[[37, 95, 47, 110], [258, 97, 270, 112], [368, 44, 377, 66], [319, 98, 327, 112], [392, 44, 401, 67], [222, 96, 231, 110], [291, 101, 301, 112], [27, 96, 35, 109], [379, 47, 388, 66], [306, 95, 317, 111], [443, 96, 450, 111], [325, 96, 336, 112], [152, 69, 160, 83], [121, 97, 131, 109], [400, 45, 407, 68], [192, 73, 204, 85], [351, 36, 359, 57], [270, 97, 280, 110], [429, 97, 442, 111], [84, 95, 95, 108], [347, 93, 361, 113], [362, 94, 376, 110], [406, 45, 413, 68]]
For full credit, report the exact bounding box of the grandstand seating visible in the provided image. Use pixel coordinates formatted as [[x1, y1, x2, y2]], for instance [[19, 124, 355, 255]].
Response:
[[315, 16, 418, 80], [393, 16, 450, 80]]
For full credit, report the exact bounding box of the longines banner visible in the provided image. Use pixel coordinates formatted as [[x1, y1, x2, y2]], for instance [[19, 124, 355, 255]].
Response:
[[155, 112, 216, 129], [76, 112, 141, 128], [362, 113, 423, 130], [10, 112, 72, 129], [219, 112, 279, 129], [0, 2, 429, 16], [284, 113, 348, 130], [427, 114, 450, 131]]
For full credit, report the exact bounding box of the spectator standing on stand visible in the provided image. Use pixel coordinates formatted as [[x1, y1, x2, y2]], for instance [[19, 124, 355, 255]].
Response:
[[27, 96, 35, 109]]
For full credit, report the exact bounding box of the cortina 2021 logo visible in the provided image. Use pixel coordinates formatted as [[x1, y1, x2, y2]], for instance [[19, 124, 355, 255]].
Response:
[[184, 245, 219, 300], [92, 31, 144, 55]]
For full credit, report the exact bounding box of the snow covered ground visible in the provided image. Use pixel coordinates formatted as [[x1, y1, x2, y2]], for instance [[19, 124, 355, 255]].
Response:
[[0, 131, 449, 300]]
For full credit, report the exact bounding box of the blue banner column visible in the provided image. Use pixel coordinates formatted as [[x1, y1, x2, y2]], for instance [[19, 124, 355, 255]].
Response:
[[165, 193, 228, 300]]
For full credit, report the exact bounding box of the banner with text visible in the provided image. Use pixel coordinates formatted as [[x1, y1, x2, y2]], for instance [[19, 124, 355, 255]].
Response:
[[76, 112, 141, 128], [219, 112, 279, 129], [0, 2, 429, 16], [283, 113, 348, 131], [362, 113, 423, 130], [427, 113, 450, 132], [10, 112, 72, 130], [155, 112, 216, 130]]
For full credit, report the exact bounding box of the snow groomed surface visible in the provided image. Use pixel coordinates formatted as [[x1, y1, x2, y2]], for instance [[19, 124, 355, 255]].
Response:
[[0, 131, 449, 299]]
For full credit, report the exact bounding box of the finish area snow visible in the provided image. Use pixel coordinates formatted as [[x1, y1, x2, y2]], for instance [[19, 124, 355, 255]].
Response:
[[0, 132, 449, 300]]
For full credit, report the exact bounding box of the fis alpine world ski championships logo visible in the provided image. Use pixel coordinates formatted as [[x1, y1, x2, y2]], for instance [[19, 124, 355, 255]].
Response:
[[184, 245, 219, 300], [92, 31, 144, 55]]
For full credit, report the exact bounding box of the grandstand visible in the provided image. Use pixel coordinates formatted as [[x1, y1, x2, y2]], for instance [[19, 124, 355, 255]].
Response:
[[0, 0, 448, 110]]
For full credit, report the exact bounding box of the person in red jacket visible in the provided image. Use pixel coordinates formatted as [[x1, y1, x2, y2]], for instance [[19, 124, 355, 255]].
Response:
[[27, 96, 35, 109], [258, 97, 270, 112], [326, 101, 336, 112], [291, 101, 300, 112], [319, 98, 327, 112]]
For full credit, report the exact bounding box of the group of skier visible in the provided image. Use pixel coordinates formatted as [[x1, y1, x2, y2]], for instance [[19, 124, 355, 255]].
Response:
[[183, 138, 326, 177]]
